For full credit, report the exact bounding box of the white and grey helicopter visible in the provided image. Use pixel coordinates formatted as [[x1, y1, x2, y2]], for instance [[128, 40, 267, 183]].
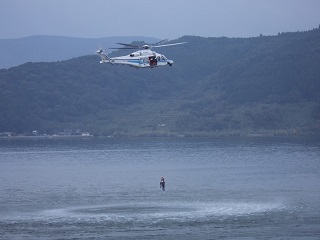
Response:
[[96, 42, 186, 68]]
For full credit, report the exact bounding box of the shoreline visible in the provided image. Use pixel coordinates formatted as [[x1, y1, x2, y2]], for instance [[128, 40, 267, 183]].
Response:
[[1, 131, 319, 139], [0, 135, 94, 139]]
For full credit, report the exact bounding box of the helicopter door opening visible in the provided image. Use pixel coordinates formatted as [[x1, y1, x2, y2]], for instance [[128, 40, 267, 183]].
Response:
[[149, 56, 157, 66]]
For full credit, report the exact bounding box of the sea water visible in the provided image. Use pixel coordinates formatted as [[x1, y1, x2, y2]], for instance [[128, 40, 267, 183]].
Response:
[[0, 137, 319, 239]]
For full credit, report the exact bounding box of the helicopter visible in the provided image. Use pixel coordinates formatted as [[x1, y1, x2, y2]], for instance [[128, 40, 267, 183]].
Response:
[[96, 42, 186, 68]]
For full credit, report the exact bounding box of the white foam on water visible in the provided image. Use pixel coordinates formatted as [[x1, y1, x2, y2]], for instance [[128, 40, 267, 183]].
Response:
[[1, 200, 285, 225], [36, 200, 285, 224], [197, 201, 284, 217]]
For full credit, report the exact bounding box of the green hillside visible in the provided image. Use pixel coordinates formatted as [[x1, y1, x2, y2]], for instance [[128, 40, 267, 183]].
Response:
[[1, 28, 320, 136]]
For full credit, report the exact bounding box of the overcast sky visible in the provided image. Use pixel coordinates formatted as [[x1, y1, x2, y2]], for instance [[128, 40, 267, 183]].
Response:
[[0, 0, 319, 40]]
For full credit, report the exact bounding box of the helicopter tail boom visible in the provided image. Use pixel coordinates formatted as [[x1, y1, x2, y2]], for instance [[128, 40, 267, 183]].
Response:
[[96, 49, 112, 63]]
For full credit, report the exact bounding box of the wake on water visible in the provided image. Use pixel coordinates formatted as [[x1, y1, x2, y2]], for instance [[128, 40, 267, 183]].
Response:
[[8, 200, 285, 225]]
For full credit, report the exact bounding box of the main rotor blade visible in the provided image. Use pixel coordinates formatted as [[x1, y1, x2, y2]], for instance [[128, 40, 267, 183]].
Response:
[[116, 43, 141, 48], [151, 42, 187, 48], [109, 47, 139, 49], [109, 42, 187, 50]]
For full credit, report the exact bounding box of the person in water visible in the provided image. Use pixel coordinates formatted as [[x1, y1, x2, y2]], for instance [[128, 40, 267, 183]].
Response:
[[160, 176, 165, 191]]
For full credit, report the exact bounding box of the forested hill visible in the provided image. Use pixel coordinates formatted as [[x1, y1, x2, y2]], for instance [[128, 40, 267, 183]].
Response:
[[0, 28, 320, 136]]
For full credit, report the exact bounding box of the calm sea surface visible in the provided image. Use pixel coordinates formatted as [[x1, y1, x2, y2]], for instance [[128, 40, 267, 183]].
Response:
[[0, 137, 319, 239]]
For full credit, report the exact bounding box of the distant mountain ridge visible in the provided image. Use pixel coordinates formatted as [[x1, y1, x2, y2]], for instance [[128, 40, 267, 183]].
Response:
[[0, 35, 160, 69], [0, 28, 320, 136]]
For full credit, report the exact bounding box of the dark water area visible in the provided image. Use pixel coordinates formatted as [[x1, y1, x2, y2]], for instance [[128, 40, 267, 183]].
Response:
[[0, 137, 319, 239]]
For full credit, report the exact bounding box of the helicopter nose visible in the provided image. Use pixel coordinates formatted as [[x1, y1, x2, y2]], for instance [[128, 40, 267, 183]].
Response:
[[167, 60, 174, 66]]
